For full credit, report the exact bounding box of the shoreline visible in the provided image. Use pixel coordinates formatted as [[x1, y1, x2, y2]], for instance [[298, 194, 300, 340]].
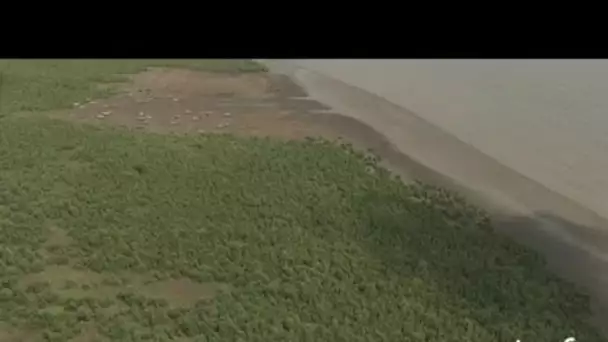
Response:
[[263, 59, 608, 334], [283, 59, 608, 220]]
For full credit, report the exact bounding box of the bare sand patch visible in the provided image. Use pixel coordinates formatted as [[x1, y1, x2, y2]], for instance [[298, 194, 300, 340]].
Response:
[[53, 68, 336, 141]]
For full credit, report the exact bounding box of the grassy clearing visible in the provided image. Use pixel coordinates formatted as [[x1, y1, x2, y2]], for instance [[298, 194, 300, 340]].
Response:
[[0, 60, 605, 341], [0, 59, 265, 116]]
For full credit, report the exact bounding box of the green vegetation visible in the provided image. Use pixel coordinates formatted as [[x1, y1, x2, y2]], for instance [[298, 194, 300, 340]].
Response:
[[0, 60, 604, 341]]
